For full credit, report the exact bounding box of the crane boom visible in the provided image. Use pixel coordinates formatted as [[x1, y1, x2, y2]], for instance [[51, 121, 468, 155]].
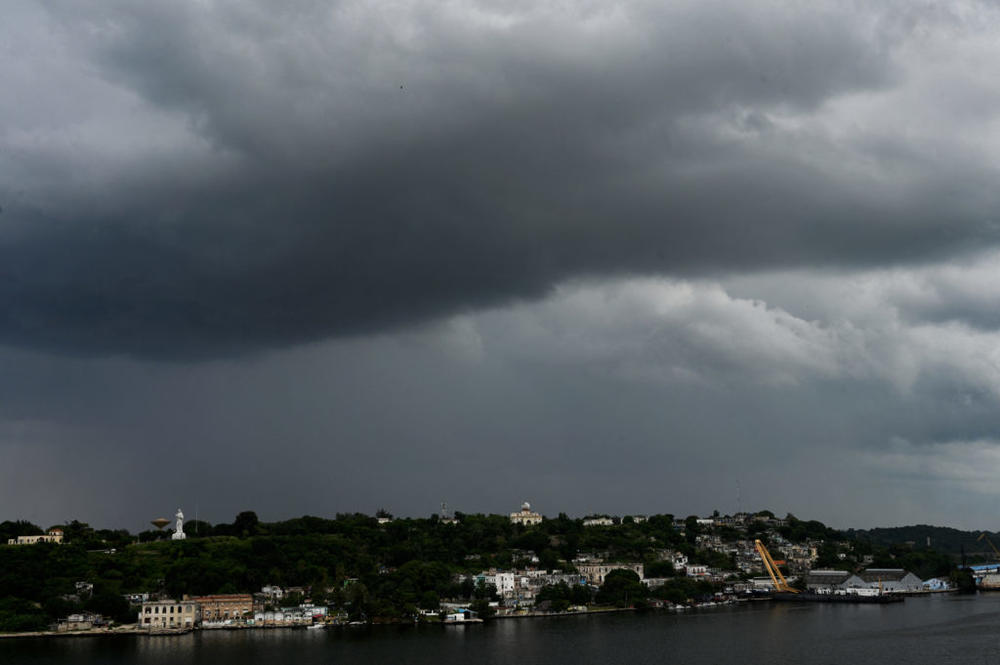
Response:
[[755, 539, 799, 593], [977, 532, 1000, 559]]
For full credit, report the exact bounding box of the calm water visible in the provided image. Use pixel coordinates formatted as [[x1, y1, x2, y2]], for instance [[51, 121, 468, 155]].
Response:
[[5, 594, 1000, 665]]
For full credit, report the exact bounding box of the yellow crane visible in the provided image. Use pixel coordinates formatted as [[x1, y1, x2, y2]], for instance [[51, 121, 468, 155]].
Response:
[[755, 539, 799, 593], [977, 532, 1000, 559]]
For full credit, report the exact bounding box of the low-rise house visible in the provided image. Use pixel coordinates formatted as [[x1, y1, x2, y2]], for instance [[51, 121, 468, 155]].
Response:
[[255, 602, 329, 625], [55, 613, 103, 632], [695, 534, 724, 550], [444, 609, 479, 623], [138, 599, 200, 629], [923, 578, 950, 591], [259, 585, 285, 603], [124, 592, 151, 605], [642, 577, 674, 589], [253, 609, 309, 626], [299, 603, 328, 619]]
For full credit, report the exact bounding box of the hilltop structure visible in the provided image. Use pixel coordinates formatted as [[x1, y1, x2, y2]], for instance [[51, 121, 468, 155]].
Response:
[[7, 528, 63, 545], [510, 501, 542, 526], [171, 509, 186, 541]]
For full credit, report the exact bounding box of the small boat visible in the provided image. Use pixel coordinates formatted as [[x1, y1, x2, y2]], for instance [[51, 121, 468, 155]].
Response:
[[306, 623, 326, 630]]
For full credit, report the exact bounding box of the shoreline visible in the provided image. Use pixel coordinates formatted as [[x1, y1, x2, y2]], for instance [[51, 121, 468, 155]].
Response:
[[0, 592, 946, 640]]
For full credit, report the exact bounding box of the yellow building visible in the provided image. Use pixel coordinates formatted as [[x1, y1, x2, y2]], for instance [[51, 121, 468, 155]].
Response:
[[7, 528, 63, 545], [138, 599, 200, 628]]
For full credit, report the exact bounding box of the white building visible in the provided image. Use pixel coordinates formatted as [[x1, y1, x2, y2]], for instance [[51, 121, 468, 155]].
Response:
[[857, 569, 923, 593], [510, 502, 542, 526], [260, 585, 285, 602], [480, 572, 518, 599], [582, 517, 615, 527]]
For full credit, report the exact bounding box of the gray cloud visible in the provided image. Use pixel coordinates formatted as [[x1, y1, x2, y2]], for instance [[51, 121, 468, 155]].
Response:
[[5, 266, 1000, 528], [3, 1, 1000, 357], [7, 1, 1000, 531]]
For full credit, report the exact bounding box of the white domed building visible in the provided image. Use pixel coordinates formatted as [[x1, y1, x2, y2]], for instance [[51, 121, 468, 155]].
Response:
[[509, 501, 542, 526]]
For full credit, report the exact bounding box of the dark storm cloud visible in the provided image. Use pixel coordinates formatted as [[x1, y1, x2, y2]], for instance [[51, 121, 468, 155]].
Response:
[[4, 1, 999, 357]]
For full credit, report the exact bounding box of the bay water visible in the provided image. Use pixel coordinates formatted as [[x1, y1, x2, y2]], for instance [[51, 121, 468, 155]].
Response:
[[4, 593, 1000, 664]]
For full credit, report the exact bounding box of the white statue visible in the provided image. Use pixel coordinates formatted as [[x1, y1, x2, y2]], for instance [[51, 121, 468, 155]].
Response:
[[171, 508, 186, 540]]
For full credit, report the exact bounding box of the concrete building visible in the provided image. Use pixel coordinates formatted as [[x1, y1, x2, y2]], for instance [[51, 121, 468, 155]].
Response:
[[7, 528, 64, 545], [138, 599, 200, 628], [804, 569, 864, 592], [193, 594, 254, 623], [857, 569, 923, 593], [510, 501, 542, 526]]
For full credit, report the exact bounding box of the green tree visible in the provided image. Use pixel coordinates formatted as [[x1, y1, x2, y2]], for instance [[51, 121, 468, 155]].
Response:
[[596, 569, 647, 607], [233, 512, 259, 538], [469, 598, 495, 619], [183, 520, 212, 537]]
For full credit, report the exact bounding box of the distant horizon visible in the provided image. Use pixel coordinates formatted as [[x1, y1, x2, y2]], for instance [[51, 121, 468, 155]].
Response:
[[5, 507, 998, 537]]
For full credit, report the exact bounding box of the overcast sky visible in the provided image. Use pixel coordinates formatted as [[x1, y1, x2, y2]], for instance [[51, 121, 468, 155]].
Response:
[[5, 0, 1000, 531]]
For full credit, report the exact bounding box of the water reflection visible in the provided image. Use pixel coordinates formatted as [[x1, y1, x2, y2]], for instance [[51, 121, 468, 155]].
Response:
[[2, 595, 1000, 665]]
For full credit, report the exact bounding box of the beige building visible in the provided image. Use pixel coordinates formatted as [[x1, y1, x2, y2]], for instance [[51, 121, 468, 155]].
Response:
[[577, 562, 645, 585], [193, 594, 254, 622], [139, 599, 200, 628], [7, 528, 63, 545], [510, 501, 542, 526]]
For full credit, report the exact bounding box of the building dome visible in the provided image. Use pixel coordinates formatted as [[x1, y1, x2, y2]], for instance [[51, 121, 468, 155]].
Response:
[[522, 501, 531, 511]]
